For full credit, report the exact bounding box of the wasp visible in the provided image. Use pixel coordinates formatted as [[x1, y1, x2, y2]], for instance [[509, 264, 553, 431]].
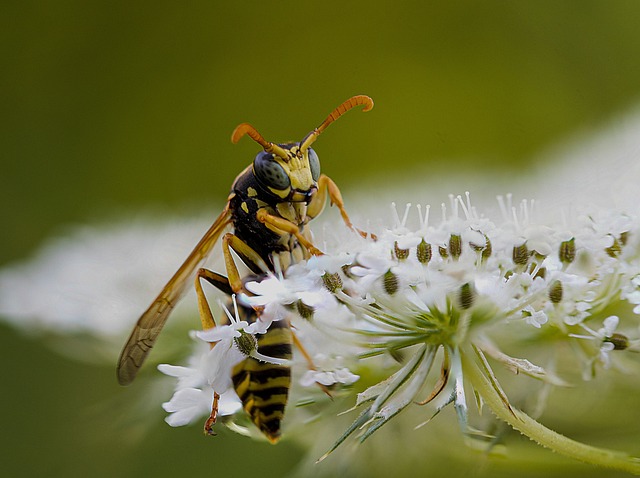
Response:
[[117, 95, 374, 442]]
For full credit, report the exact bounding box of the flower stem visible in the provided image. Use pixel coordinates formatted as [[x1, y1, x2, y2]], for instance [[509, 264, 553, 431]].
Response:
[[462, 352, 640, 475]]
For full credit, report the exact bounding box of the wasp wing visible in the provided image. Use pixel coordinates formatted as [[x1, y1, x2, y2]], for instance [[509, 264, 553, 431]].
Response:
[[117, 204, 232, 385]]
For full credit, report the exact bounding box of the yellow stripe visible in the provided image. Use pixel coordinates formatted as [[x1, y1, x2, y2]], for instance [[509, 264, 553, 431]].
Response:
[[234, 374, 251, 399], [257, 328, 292, 347], [241, 358, 290, 372], [249, 394, 288, 408], [246, 376, 291, 391], [255, 410, 285, 423]]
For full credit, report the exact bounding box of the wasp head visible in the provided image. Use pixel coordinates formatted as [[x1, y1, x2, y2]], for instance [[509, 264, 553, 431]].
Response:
[[231, 95, 373, 201], [251, 145, 319, 201]]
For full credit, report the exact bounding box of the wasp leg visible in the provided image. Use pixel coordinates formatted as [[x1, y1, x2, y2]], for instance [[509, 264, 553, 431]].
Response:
[[199, 270, 233, 296], [291, 330, 333, 399], [204, 391, 220, 435], [255, 209, 323, 256], [309, 174, 374, 239], [222, 233, 271, 295], [195, 268, 225, 330]]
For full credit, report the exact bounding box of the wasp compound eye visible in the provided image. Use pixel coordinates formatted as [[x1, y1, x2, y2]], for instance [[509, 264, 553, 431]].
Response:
[[307, 147, 321, 181], [253, 152, 291, 190]]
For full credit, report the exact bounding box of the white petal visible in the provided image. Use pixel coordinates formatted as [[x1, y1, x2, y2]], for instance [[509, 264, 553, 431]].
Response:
[[196, 325, 240, 343]]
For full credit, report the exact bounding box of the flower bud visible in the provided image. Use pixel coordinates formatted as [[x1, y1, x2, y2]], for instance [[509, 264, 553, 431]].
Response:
[[394, 241, 409, 260], [383, 269, 399, 295], [605, 236, 622, 258], [559, 238, 576, 265], [296, 299, 315, 320], [607, 333, 629, 351], [234, 330, 258, 356], [322, 272, 343, 292], [417, 239, 432, 264], [513, 242, 529, 266], [549, 280, 563, 304], [449, 234, 462, 260], [459, 282, 474, 309]]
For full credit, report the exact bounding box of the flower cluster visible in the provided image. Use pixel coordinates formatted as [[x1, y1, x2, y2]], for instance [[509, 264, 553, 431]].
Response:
[[159, 194, 640, 473]]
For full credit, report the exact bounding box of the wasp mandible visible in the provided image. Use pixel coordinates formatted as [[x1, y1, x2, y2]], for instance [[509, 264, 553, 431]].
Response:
[[117, 95, 374, 441]]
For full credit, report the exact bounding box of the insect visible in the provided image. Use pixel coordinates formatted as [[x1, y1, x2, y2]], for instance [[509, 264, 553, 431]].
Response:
[[117, 94, 374, 442]]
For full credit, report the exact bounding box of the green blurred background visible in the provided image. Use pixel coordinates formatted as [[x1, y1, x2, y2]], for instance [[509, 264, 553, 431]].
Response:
[[2, 1, 640, 477]]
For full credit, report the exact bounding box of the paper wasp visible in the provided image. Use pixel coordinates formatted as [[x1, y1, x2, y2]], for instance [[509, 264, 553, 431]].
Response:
[[116, 95, 374, 441]]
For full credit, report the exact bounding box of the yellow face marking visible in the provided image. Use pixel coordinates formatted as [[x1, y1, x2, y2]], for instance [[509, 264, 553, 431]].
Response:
[[247, 187, 258, 197], [241, 201, 250, 214], [270, 146, 315, 193]]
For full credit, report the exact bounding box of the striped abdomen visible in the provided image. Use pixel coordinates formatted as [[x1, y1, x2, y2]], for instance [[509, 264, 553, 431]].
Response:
[[232, 318, 293, 443]]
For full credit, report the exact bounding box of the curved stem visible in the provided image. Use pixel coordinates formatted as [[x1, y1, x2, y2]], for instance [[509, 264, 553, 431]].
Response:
[[462, 353, 640, 475]]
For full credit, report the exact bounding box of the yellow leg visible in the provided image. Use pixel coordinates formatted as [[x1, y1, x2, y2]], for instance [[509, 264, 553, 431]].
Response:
[[195, 268, 221, 330], [256, 209, 323, 256], [309, 174, 374, 239], [221, 232, 270, 294]]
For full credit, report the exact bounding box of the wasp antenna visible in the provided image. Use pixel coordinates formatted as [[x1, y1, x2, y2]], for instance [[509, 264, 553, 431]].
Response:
[[231, 123, 267, 146], [231, 123, 289, 159], [300, 95, 374, 152]]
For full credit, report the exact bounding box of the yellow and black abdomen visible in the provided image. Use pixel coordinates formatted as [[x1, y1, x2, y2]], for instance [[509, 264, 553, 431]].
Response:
[[231, 319, 293, 443]]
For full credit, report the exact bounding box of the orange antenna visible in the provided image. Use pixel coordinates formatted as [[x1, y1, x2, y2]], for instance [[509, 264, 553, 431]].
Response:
[[299, 95, 374, 152], [231, 123, 290, 159]]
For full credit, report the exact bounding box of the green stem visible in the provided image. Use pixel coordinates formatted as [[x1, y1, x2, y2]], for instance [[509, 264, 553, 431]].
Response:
[[462, 353, 640, 475]]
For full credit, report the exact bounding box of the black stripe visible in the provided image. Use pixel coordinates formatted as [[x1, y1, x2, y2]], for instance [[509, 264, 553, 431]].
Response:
[[250, 387, 289, 401], [232, 369, 248, 389], [256, 403, 286, 418], [259, 419, 282, 438], [257, 343, 292, 358], [249, 367, 290, 384]]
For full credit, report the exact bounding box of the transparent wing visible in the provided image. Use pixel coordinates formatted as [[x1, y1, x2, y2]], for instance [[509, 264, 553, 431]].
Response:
[[117, 204, 232, 385]]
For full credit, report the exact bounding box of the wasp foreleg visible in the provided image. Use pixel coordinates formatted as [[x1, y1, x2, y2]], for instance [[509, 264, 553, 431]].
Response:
[[195, 268, 227, 330], [310, 174, 375, 240], [255, 209, 323, 256]]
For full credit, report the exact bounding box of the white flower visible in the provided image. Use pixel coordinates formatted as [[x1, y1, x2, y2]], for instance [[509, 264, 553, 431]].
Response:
[[158, 339, 243, 428], [299, 354, 359, 388], [161, 387, 241, 427], [158, 297, 287, 429], [196, 297, 290, 367]]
